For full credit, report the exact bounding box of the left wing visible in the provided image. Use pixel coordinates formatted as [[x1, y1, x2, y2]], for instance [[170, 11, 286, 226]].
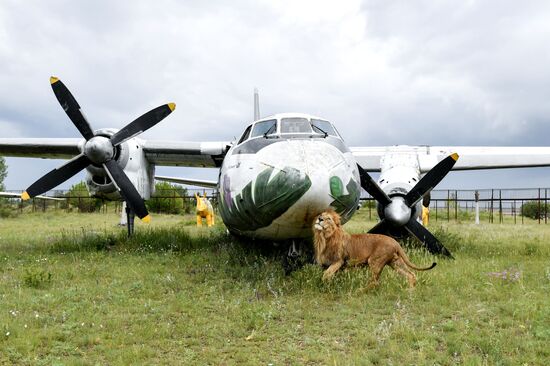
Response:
[[143, 140, 229, 167], [0, 138, 81, 159], [351, 145, 550, 172], [0, 138, 230, 167]]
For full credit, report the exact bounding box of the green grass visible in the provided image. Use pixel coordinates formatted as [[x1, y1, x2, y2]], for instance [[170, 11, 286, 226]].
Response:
[[1, 210, 549, 365]]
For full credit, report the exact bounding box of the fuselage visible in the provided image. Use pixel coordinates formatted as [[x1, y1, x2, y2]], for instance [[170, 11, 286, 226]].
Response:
[[218, 113, 361, 240]]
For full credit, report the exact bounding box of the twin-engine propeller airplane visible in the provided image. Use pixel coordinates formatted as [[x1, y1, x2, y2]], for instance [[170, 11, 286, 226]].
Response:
[[3, 77, 550, 257]]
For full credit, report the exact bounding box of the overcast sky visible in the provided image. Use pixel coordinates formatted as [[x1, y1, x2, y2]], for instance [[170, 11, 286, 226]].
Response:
[[2, 0, 550, 190]]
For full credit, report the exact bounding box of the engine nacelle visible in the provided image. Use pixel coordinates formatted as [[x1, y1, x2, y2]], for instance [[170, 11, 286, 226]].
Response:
[[79, 129, 155, 200], [376, 152, 423, 222]]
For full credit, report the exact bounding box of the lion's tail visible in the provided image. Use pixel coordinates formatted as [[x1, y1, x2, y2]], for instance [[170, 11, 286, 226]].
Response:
[[397, 246, 437, 271]]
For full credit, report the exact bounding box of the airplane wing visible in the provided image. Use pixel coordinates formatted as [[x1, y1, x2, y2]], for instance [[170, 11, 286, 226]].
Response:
[[0, 192, 65, 201], [0, 138, 230, 167], [155, 176, 218, 188], [351, 145, 550, 173], [0, 138, 82, 159], [142, 140, 229, 167]]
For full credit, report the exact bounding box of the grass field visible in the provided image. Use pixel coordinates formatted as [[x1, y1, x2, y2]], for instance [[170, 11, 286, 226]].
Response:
[[1, 210, 549, 365]]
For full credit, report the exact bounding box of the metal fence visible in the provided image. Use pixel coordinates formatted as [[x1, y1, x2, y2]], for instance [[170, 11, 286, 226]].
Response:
[[0, 188, 218, 215], [359, 188, 550, 224], [2, 187, 550, 224]]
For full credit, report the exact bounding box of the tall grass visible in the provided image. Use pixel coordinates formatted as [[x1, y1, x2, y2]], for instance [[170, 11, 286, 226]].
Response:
[[0, 212, 549, 364]]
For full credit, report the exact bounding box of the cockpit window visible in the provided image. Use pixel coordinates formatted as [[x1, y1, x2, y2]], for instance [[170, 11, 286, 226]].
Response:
[[251, 119, 277, 138], [281, 118, 313, 133], [237, 125, 252, 144], [311, 119, 337, 136]]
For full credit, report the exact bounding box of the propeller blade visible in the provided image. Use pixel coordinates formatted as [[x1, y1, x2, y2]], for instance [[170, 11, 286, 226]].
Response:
[[404, 218, 453, 258], [22, 154, 90, 200], [369, 219, 408, 238], [110, 103, 176, 146], [50, 77, 95, 140], [103, 160, 150, 221], [368, 219, 389, 234], [357, 164, 392, 206], [405, 153, 459, 207]]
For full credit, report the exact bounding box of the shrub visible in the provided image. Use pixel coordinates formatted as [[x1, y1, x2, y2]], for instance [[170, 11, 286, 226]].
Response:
[[23, 268, 53, 289], [0, 203, 18, 218], [361, 199, 376, 209], [147, 181, 192, 214], [521, 201, 549, 220], [65, 181, 103, 213]]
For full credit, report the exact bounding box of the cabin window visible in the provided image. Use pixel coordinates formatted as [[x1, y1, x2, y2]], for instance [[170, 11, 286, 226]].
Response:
[[311, 119, 337, 136], [237, 125, 252, 144], [251, 119, 277, 138], [281, 117, 312, 133]]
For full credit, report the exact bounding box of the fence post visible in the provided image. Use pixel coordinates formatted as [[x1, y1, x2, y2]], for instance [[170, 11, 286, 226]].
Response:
[[499, 189, 503, 223], [538, 188, 541, 224], [521, 199, 524, 224], [455, 189, 458, 221], [489, 189, 495, 224], [447, 190, 450, 222], [475, 190, 480, 225], [368, 200, 371, 220]]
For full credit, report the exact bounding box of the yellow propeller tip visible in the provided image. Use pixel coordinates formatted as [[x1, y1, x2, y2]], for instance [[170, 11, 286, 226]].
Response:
[[50, 76, 59, 84], [21, 191, 30, 201], [142, 215, 151, 223], [168, 103, 176, 111], [451, 153, 459, 161]]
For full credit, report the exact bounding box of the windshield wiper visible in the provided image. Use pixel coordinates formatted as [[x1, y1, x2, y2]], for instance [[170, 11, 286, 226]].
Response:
[[311, 125, 328, 138], [263, 124, 277, 138]]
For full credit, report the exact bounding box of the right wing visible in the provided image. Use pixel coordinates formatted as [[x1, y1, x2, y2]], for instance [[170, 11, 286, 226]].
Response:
[[351, 145, 550, 172]]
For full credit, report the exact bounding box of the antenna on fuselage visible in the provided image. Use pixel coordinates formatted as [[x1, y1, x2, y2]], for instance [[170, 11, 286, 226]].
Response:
[[254, 88, 260, 121]]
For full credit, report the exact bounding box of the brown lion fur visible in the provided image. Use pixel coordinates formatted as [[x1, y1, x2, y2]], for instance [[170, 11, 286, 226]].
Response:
[[312, 210, 436, 288]]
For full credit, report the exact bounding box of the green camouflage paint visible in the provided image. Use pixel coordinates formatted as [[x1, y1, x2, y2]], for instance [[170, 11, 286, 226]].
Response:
[[219, 166, 312, 232], [329, 176, 344, 197], [330, 178, 360, 222]]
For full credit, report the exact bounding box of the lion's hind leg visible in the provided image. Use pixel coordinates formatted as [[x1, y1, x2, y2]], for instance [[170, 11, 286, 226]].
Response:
[[391, 258, 417, 288], [365, 257, 385, 290], [322, 260, 345, 281]]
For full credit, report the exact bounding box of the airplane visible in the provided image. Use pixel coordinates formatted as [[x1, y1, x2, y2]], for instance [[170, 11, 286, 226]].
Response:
[[3, 77, 550, 258]]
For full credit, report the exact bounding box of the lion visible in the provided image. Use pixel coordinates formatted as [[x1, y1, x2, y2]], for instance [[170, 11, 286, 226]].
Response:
[[312, 210, 436, 288]]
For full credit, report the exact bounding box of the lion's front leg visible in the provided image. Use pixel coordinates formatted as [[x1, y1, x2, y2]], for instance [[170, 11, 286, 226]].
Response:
[[322, 260, 345, 281]]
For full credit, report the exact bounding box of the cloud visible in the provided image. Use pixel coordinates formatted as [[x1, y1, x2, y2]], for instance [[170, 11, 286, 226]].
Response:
[[1, 0, 550, 189]]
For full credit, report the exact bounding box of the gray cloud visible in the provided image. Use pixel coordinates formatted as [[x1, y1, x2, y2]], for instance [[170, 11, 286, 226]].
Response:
[[2, 0, 550, 189]]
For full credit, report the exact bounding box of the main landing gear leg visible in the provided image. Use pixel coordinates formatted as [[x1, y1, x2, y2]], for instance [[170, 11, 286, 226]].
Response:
[[126, 204, 135, 238], [288, 240, 300, 258], [282, 240, 309, 276]]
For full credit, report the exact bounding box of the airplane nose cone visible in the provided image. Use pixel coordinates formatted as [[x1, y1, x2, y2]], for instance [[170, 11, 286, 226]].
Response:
[[384, 196, 411, 226], [219, 138, 360, 240], [258, 139, 359, 225]]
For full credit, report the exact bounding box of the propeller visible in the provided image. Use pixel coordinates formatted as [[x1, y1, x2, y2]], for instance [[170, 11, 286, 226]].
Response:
[[357, 153, 458, 257], [21, 76, 176, 222]]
